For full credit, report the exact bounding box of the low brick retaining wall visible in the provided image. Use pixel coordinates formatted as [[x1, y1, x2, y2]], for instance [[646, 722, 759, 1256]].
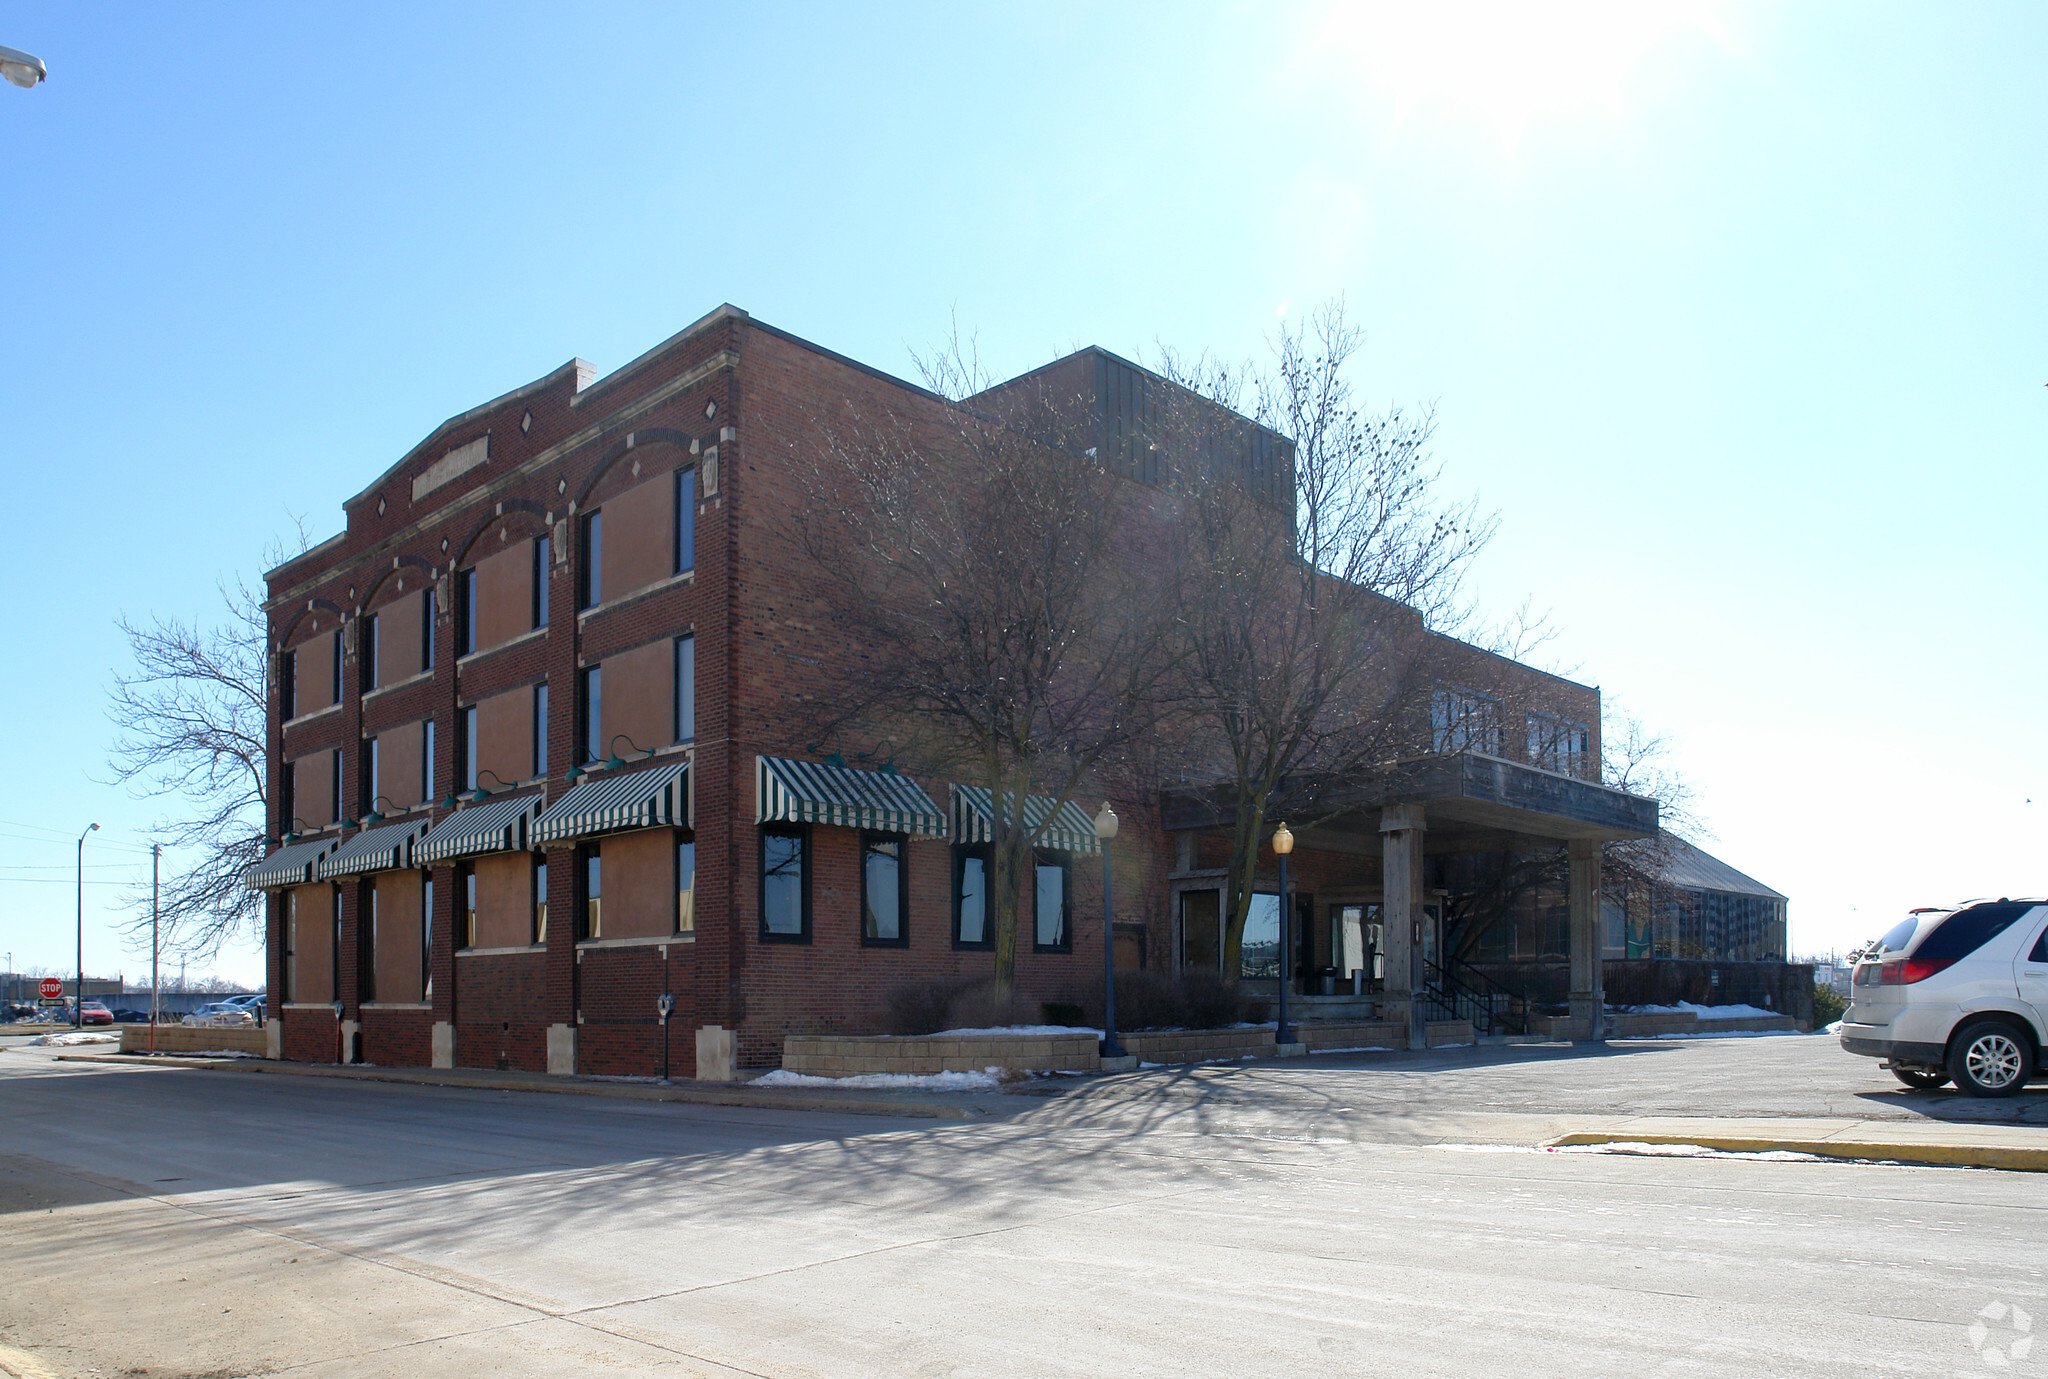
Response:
[[781, 1033, 1100, 1077], [1532, 1011, 1801, 1039], [1297, 1021, 1407, 1051], [120, 1025, 269, 1056], [1119, 1028, 1278, 1062]]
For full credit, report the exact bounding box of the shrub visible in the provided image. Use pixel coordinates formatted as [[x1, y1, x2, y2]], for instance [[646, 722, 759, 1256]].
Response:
[[881, 977, 972, 1036], [945, 980, 1044, 1031], [1812, 981, 1847, 1027], [1111, 971, 1188, 1031], [1040, 1001, 1088, 1028], [1179, 969, 1245, 1029]]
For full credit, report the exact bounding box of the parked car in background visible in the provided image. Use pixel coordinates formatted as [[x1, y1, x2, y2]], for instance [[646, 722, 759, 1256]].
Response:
[[1841, 898, 2048, 1096], [182, 1002, 255, 1028], [77, 1002, 116, 1027], [221, 994, 266, 1021], [110, 1008, 152, 1023]]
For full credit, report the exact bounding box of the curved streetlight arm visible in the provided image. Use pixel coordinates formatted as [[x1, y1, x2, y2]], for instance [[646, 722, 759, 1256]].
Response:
[[0, 44, 46, 89]]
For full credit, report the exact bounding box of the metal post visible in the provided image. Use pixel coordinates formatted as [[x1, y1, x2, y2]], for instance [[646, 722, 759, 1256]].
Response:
[[1275, 848, 1295, 1046], [150, 844, 160, 1056], [1100, 835, 1125, 1060]]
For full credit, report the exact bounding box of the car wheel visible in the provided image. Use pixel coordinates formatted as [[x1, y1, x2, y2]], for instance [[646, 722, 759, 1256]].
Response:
[[1891, 1067, 1951, 1091], [1946, 1021, 2035, 1098]]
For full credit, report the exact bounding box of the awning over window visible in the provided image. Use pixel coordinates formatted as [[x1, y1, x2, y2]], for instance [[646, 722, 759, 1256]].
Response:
[[415, 793, 541, 866], [315, 818, 431, 880], [949, 785, 1101, 855], [756, 756, 947, 837], [534, 761, 690, 845], [243, 836, 341, 892]]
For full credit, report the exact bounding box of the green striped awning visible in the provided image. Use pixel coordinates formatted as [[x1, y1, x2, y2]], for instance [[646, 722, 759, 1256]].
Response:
[[315, 818, 431, 879], [244, 835, 341, 891], [757, 756, 947, 837], [416, 793, 540, 865], [950, 785, 1101, 855], [534, 761, 690, 845]]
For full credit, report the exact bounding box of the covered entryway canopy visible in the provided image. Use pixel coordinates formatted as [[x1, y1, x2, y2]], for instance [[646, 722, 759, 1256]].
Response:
[[1161, 751, 1658, 1044]]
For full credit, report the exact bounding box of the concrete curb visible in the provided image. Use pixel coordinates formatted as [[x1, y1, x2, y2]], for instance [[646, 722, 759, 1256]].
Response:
[[1547, 1131, 2048, 1174], [53, 1052, 999, 1121]]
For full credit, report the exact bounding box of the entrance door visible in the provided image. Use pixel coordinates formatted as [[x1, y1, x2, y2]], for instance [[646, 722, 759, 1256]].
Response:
[[1329, 903, 1384, 989]]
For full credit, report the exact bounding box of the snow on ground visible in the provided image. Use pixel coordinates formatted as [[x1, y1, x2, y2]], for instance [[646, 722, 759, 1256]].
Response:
[[1436, 1143, 1828, 1164], [927, 1025, 1101, 1038], [1651, 1028, 1799, 1040], [1822, 1019, 1844, 1035], [752, 1068, 1002, 1092], [1623, 1002, 1779, 1020], [24, 1031, 118, 1047]]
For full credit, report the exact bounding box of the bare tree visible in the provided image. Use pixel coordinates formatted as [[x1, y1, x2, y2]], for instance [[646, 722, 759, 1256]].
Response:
[[107, 531, 307, 960], [792, 339, 1185, 994], [1159, 301, 1495, 980]]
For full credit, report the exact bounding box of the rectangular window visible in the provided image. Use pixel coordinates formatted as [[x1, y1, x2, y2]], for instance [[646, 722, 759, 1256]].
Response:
[[533, 683, 548, 778], [458, 862, 476, 947], [368, 736, 381, 810], [420, 870, 433, 1000], [1525, 713, 1591, 776], [1241, 892, 1280, 980], [953, 846, 991, 949], [282, 650, 297, 721], [456, 567, 477, 657], [330, 883, 342, 1000], [459, 705, 478, 791], [578, 510, 602, 609], [284, 890, 297, 1003], [331, 630, 342, 705], [422, 719, 435, 801], [365, 882, 378, 1004], [760, 825, 809, 941], [674, 635, 695, 743], [330, 747, 342, 825], [533, 536, 550, 629], [677, 833, 695, 934], [1034, 850, 1071, 952], [675, 466, 696, 575], [280, 762, 296, 836], [579, 666, 601, 765], [1431, 687, 1501, 755], [862, 833, 907, 945], [363, 613, 380, 689], [422, 588, 436, 672], [533, 858, 548, 944], [580, 844, 602, 939]]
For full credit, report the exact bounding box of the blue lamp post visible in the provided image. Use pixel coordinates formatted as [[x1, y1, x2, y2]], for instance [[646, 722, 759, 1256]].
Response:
[[1093, 803, 1126, 1061], [1272, 821, 1296, 1047]]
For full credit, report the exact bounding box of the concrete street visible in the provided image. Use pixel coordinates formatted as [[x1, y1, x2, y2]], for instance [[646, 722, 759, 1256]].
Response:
[[2, 1033, 2045, 1378]]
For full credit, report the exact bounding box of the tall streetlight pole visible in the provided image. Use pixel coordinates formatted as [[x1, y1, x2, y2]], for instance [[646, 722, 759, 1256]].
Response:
[[1272, 821, 1296, 1048], [1092, 804, 1126, 1062], [150, 844, 161, 1055], [75, 822, 99, 1027]]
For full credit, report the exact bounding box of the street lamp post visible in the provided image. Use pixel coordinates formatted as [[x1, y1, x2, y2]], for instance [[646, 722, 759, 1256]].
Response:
[[1272, 821, 1296, 1047], [75, 822, 99, 1027], [1093, 804, 1126, 1061]]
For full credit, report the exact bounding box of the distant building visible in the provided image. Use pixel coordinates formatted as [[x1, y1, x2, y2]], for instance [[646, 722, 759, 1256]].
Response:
[[1637, 837, 1788, 962]]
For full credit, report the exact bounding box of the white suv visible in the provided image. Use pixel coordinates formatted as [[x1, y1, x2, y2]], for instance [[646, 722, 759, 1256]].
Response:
[[1841, 900, 2048, 1096]]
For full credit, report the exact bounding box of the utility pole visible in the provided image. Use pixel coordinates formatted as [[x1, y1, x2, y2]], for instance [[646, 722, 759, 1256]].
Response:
[[150, 844, 161, 1055]]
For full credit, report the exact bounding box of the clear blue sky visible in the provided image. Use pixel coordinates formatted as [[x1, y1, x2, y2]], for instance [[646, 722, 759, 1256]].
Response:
[[2, 2, 2041, 987]]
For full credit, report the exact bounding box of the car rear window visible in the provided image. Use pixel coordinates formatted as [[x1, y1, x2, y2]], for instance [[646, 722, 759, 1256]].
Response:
[[1871, 917, 1923, 955], [1910, 903, 2035, 961]]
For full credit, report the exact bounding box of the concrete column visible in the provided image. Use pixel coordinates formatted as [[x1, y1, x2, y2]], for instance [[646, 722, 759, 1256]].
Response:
[[1567, 838, 1604, 1040], [1379, 804, 1427, 1050], [546, 1022, 577, 1076], [431, 1021, 456, 1069], [695, 1024, 737, 1082]]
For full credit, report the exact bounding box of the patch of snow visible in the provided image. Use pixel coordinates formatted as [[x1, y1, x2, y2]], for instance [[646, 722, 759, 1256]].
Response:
[[927, 1025, 1101, 1038], [1821, 1019, 1844, 1035], [1649, 1028, 1799, 1040], [753, 1068, 1002, 1092], [1551, 1141, 1824, 1163], [25, 1031, 118, 1047], [1622, 1002, 1778, 1020], [1435, 1144, 1545, 1154], [188, 1049, 259, 1059], [1311, 1046, 1398, 1054]]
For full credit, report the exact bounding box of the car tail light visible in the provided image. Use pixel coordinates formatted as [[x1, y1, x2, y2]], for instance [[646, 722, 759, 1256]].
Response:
[[1878, 956, 1957, 984]]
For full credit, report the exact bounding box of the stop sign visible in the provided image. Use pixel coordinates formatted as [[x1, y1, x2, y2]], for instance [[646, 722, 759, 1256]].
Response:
[[37, 978, 62, 1000]]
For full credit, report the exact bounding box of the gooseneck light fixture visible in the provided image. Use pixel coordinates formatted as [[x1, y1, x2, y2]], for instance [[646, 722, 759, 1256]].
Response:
[[0, 44, 46, 89]]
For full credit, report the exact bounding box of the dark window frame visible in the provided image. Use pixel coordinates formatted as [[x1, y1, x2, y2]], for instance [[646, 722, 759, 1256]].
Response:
[[532, 856, 548, 945], [456, 567, 477, 657], [459, 704, 477, 790], [329, 747, 342, 825], [281, 649, 297, 721], [532, 682, 549, 778], [422, 587, 436, 672], [1032, 848, 1074, 953], [861, 831, 909, 947], [952, 844, 993, 950], [330, 630, 343, 706], [279, 761, 296, 835], [674, 635, 695, 743], [421, 719, 435, 801], [758, 824, 812, 944], [420, 866, 433, 1001], [578, 665, 602, 765], [457, 861, 477, 948], [675, 465, 696, 575], [577, 842, 602, 941], [676, 828, 696, 935], [363, 612, 380, 690]]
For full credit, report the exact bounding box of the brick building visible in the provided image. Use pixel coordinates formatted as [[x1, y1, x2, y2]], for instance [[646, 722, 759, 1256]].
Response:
[[249, 305, 1663, 1075]]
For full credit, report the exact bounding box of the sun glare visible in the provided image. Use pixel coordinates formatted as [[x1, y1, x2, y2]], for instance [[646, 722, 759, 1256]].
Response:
[[1302, 0, 1734, 148]]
